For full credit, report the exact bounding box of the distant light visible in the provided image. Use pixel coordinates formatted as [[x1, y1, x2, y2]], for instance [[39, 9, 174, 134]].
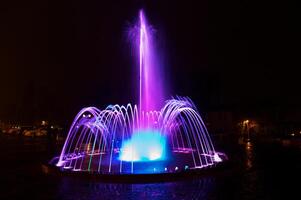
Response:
[[83, 114, 86, 117], [164, 167, 167, 171], [175, 167, 178, 171], [243, 120, 249, 125], [184, 165, 189, 170], [51, 126, 54, 129], [88, 114, 91, 118], [291, 133, 295, 136], [153, 168, 156, 172]]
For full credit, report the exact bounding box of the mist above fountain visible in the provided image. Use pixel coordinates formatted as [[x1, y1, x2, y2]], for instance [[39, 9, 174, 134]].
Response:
[[53, 10, 226, 175]]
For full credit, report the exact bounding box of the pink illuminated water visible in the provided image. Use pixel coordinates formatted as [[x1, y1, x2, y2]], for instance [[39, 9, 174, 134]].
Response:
[[139, 10, 165, 113]]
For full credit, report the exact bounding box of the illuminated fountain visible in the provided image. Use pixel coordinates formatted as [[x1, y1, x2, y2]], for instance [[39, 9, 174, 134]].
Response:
[[51, 10, 226, 176]]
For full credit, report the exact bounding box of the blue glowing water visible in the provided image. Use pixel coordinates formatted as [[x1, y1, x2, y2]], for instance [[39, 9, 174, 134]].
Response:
[[119, 130, 167, 162]]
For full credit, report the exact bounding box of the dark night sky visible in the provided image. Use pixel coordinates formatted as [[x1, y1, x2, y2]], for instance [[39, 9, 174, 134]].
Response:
[[0, 0, 300, 124]]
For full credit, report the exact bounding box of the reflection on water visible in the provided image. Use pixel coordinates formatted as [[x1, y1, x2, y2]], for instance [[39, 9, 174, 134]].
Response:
[[1, 134, 301, 199], [245, 141, 254, 170], [57, 178, 215, 200]]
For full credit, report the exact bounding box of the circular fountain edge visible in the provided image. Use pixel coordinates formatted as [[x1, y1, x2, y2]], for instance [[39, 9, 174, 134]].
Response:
[[41, 160, 232, 183]]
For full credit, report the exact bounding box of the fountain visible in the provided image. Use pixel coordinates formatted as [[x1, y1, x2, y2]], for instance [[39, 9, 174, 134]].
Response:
[[48, 10, 227, 178]]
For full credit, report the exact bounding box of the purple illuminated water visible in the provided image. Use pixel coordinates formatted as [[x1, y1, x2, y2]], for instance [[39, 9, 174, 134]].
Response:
[[54, 10, 226, 175], [139, 10, 165, 112]]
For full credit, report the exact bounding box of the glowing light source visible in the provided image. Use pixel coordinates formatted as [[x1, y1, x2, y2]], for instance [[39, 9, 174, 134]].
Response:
[[213, 153, 222, 162], [119, 130, 167, 162], [243, 120, 249, 125]]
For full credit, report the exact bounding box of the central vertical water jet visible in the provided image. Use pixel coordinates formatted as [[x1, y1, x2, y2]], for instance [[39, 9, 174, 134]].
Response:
[[139, 10, 164, 113]]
